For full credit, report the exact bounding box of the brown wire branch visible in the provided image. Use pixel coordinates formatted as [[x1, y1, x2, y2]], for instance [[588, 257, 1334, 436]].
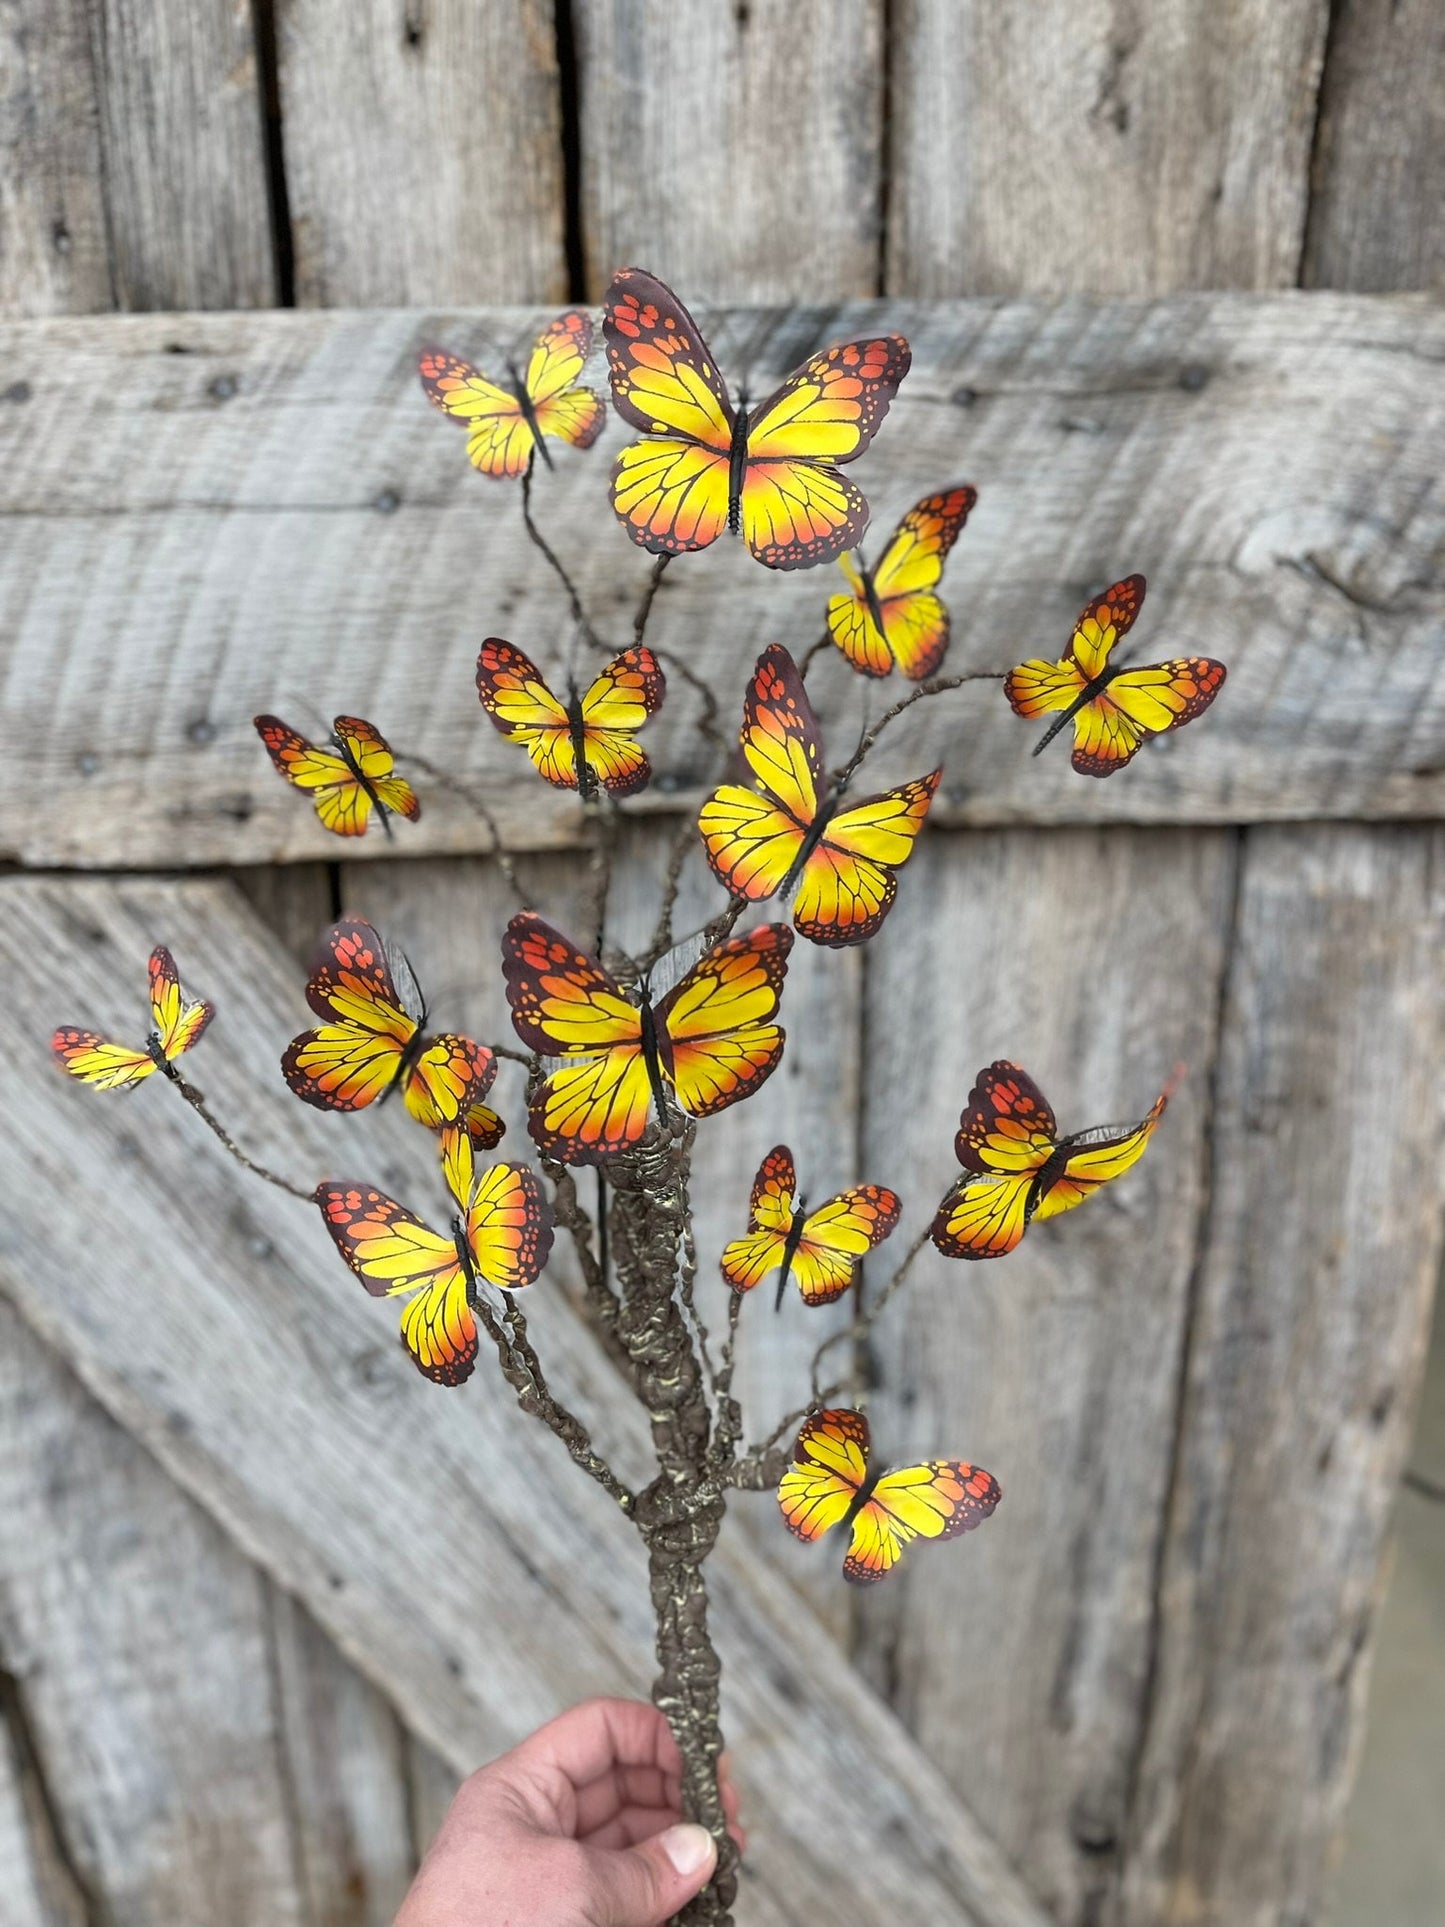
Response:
[[520, 455, 604, 649], [402, 751, 531, 911], [831, 669, 1010, 788], [633, 552, 672, 649], [725, 1382, 846, 1491], [809, 1225, 932, 1401], [170, 1076, 315, 1202]]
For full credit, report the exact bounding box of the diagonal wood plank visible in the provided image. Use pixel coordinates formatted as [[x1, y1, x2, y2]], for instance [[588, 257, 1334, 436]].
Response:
[[853, 825, 1236, 1923], [1, 296, 1439, 873], [0, 873, 1049, 1927], [1117, 823, 1445, 1926]]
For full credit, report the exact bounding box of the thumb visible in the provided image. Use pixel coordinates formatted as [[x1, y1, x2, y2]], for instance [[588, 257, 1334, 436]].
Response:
[[583, 1821, 717, 1927]]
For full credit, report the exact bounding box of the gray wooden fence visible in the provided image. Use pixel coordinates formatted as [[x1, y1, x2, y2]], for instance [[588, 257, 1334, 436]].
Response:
[[1, 6, 1440, 1926]]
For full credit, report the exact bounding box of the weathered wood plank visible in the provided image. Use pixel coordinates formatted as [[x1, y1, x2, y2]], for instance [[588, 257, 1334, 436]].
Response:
[[1, 296, 1439, 871], [0, 1672, 88, 1927], [0, 0, 112, 315], [574, 0, 883, 301], [405, 1739, 461, 1860], [276, 0, 566, 306], [1302, 0, 1445, 293], [0, 1298, 308, 1924], [885, 0, 1329, 296], [0, 873, 1050, 1927], [853, 826, 1235, 1923], [1118, 823, 1444, 1927]]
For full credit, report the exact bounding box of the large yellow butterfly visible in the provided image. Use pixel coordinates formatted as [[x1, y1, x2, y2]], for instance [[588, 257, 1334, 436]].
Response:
[[502, 913, 792, 1164], [475, 639, 666, 799], [315, 1130, 552, 1386], [720, 1145, 900, 1308], [603, 267, 910, 570], [418, 311, 606, 477], [778, 1408, 1000, 1585], [826, 486, 977, 679], [1004, 575, 1227, 776], [931, 1060, 1172, 1261], [51, 946, 213, 1090], [282, 917, 495, 1133], [698, 644, 940, 946], [254, 714, 420, 839]]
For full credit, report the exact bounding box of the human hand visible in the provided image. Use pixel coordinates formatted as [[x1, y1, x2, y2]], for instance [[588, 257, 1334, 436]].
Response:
[[394, 1697, 745, 1927]]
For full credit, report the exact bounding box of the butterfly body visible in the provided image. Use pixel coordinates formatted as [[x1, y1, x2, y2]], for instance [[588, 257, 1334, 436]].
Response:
[[827, 487, 977, 679], [504, 357, 554, 471], [699, 644, 940, 946], [778, 1408, 999, 1584], [1005, 576, 1227, 776], [603, 268, 910, 570], [503, 913, 792, 1163], [931, 1060, 1173, 1261], [254, 715, 420, 839], [52, 946, 214, 1091], [773, 1200, 809, 1311]]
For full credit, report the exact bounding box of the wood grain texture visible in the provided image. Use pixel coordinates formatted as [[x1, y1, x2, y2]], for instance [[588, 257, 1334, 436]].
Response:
[[1118, 823, 1445, 1927], [85, 0, 274, 310], [0, 1666, 88, 1927], [276, 0, 566, 306], [852, 826, 1236, 1923], [1, 296, 1439, 874], [0, 873, 1050, 1927], [0, 1298, 309, 1924], [885, 0, 1329, 296], [1302, 0, 1445, 292], [0, 0, 112, 315], [574, 0, 884, 301], [405, 1739, 461, 1859]]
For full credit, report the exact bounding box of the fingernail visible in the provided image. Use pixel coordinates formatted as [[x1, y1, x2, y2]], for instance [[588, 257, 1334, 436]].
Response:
[[660, 1823, 716, 1878]]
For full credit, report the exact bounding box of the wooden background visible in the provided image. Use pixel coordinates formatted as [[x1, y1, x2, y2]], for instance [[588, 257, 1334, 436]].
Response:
[[1, 5, 1441, 1925]]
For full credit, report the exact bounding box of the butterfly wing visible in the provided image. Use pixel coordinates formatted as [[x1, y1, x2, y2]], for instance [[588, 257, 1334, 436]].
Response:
[[698, 645, 820, 901], [603, 268, 734, 556], [50, 1028, 155, 1089], [790, 1185, 901, 1306], [720, 1229, 792, 1294], [720, 1144, 797, 1292], [1037, 1088, 1171, 1220], [254, 715, 372, 836], [501, 914, 652, 1163], [930, 1171, 1037, 1260], [418, 347, 533, 478], [463, 1160, 554, 1291], [282, 918, 415, 1111], [524, 311, 606, 450], [954, 1060, 1058, 1173], [1070, 658, 1227, 777], [740, 336, 911, 570], [147, 946, 214, 1062], [576, 645, 667, 797], [653, 924, 793, 1120], [1002, 658, 1089, 720], [465, 1102, 507, 1151], [1067, 574, 1146, 680], [826, 554, 894, 678], [402, 1035, 495, 1131], [868, 485, 976, 680], [793, 770, 941, 947], [315, 1182, 476, 1386], [777, 1408, 870, 1544], [331, 716, 421, 822], [846, 1461, 1001, 1584], [475, 638, 579, 789]]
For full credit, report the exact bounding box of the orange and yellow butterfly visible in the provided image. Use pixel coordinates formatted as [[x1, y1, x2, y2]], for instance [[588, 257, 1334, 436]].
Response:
[[254, 714, 420, 839], [931, 1060, 1172, 1261], [418, 312, 606, 477], [314, 1133, 552, 1387], [51, 946, 213, 1090], [720, 1146, 900, 1308], [603, 267, 910, 570], [826, 486, 977, 680], [282, 917, 494, 1132], [1004, 575, 1227, 776], [502, 913, 792, 1164], [698, 645, 940, 947], [475, 639, 666, 799], [778, 1408, 1000, 1585]]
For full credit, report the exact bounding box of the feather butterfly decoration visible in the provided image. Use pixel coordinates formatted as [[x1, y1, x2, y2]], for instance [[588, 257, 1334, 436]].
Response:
[[1005, 575, 1226, 775], [720, 1146, 900, 1307], [502, 912, 792, 1164], [778, 1408, 1000, 1584], [254, 714, 421, 839], [603, 267, 910, 570], [315, 1127, 552, 1387], [699, 644, 940, 946], [826, 486, 977, 679], [475, 638, 666, 800], [52, 946, 213, 1090], [931, 1060, 1173, 1260], [282, 917, 499, 1138], [418, 311, 606, 477]]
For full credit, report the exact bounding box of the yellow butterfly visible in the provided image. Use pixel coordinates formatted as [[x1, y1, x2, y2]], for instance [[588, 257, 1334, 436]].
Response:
[[254, 714, 420, 839], [52, 946, 213, 1089], [827, 486, 977, 678], [720, 1146, 900, 1307], [419, 312, 606, 476]]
